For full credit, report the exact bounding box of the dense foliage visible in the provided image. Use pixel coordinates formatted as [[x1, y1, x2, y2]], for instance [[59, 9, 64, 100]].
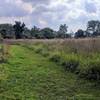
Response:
[[0, 20, 100, 39]]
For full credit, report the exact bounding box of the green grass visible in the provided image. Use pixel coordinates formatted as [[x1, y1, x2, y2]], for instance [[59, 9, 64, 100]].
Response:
[[0, 44, 100, 100]]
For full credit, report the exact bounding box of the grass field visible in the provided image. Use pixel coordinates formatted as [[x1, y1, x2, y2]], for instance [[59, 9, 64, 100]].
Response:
[[0, 39, 100, 100]]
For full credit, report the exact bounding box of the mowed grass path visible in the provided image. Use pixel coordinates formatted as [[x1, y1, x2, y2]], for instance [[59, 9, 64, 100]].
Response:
[[0, 45, 100, 100]]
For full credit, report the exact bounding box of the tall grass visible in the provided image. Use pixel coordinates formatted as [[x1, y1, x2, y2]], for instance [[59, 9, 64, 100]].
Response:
[[0, 42, 10, 62], [23, 38, 100, 82], [1, 38, 100, 80]]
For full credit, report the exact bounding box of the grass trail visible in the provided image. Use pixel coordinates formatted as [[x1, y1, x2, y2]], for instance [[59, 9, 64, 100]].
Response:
[[0, 45, 100, 100]]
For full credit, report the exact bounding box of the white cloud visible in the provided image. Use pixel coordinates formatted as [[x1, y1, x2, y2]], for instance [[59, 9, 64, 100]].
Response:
[[0, 16, 32, 28], [15, 0, 33, 14], [0, 0, 100, 31], [38, 18, 48, 27]]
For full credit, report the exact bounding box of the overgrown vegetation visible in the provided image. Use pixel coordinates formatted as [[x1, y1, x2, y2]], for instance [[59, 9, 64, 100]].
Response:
[[0, 39, 100, 99], [79, 61, 100, 81], [24, 39, 100, 83]]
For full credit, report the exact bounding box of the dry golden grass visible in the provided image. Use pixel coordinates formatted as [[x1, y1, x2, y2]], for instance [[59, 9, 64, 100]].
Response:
[[63, 38, 100, 53], [2, 37, 100, 56], [24, 38, 100, 54]]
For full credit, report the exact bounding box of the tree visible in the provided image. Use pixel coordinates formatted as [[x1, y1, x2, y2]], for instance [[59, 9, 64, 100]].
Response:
[[23, 28, 31, 39], [86, 20, 100, 37], [75, 29, 85, 38], [57, 24, 68, 38], [13, 21, 25, 39], [0, 24, 15, 39], [0, 33, 3, 40], [40, 28, 55, 39], [0, 29, 6, 38], [31, 26, 40, 38]]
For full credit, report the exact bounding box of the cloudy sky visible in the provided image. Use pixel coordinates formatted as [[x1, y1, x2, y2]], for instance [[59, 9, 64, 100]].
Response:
[[0, 0, 100, 32]]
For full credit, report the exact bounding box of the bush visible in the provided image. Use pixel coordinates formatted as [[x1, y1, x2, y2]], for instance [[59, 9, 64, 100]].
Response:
[[49, 54, 62, 63], [41, 52, 49, 57], [35, 48, 43, 54], [62, 59, 79, 73], [79, 61, 100, 81], [34, 47, 50, 57]]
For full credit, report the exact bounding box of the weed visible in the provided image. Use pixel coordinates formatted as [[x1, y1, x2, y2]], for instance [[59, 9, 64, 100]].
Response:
[[62, 59, 79, 73], [79, 61, 100, 81], [49, 54, 62, 63]]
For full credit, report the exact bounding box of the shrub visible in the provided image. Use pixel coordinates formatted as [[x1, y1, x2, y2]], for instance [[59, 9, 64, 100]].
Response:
[[34, 47, 49, 57], [79, 61, 100, 81], [62, 59, 79, 73], [49, 54, 62, 63], [41, 52, 49, 57], [35, 48, 43, 54], [25, 46, 35, 51]]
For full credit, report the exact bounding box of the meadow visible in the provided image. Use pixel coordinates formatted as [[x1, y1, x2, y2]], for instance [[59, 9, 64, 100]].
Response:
[[0, 38, 100, 100]]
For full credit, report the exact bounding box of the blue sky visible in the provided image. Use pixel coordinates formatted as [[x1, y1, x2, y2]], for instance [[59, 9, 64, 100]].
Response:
[[0, 0, 100, 32]]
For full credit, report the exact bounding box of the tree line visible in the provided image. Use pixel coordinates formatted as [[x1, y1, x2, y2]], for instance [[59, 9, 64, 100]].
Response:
[[0, 20, 100, 39]]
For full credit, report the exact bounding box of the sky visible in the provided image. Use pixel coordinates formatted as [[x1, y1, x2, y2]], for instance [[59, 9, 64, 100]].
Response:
[[0, 0, 100, 32]]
